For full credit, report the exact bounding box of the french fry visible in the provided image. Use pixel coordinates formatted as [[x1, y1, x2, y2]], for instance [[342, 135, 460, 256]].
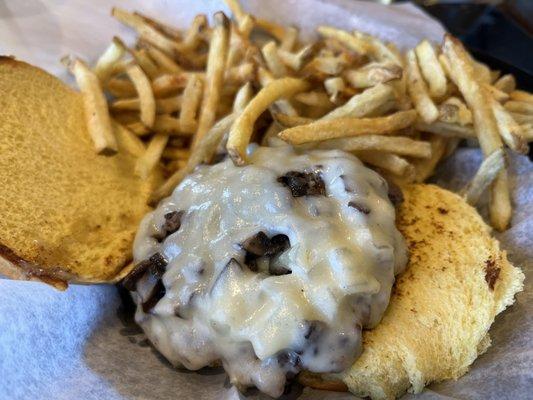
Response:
[[490, 99, 528, 153], [278, 110, 417, 145], [278, 45, 314, 71], [112, 96, 183, 114], [126, 121, 150, 136], [237, 14, 255, 38], [356, 151, 413, 177], [322, 83, 394, 120], [323, 77, 345, 104], [113, 121, 146, 157], [510, 113, 533, 125], [438, 97, 472, 126], [294, 91, 333, 108], [233, 82, 254, 113], [146, 46, 182, 74], [227, 77, 309, 164], [180, 74, 203, 134], [71, 59, 118, 154], [484, 84, 510, 103], [416, 120, 475, 138], [303, 54, 349, 77], [133, 11, 181, 39], [405, 49, 438, 123], [94, 37, 127, 83], [281, 26, 299, 51], [107, 78, 137, 98], [135, 133, 168, 179], [255, 18, 286, 41], [126, 64, 156, 128], [262, 41, 288, 78], [493, 74, 516, 94], [442, 34, 509, 230], [509, 90, 533, 103], [193, 12, 230, 148], [162, 147, 190, 160], [317, 26, 368, 55], [504, 101, 533, 115], [411, 135, 446, 182], [153, 115, 190, 136], [258, 67, 299, 116], [131, 48, 160, 79], [181, 14, 208, 51], [112, 8, 180, 57], [273, 113, 313, 128], [224, 0, 246, 25], [152, 73, 189, 97], [352, 30, 401, 64], [225, 62, 255, 84], [521, 124, 533, 141], [316, 135, 432, 158], [461, 149, 505, 205], [414, 40, 447, 99], [152, 113, 236, 202], [344, 62, 402, 89]]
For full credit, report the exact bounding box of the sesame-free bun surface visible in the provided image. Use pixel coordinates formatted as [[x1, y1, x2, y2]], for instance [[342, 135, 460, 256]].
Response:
[[0, 57, 160, 288], [300, 184, 524, 399]]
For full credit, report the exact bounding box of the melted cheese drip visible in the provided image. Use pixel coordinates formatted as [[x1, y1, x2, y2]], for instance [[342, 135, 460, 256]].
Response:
[[132, 146, 407, 397]]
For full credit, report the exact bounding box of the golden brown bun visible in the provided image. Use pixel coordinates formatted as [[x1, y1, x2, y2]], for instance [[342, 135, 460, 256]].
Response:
[[0, 57, 160, 289], [300, 184, 524, 399]]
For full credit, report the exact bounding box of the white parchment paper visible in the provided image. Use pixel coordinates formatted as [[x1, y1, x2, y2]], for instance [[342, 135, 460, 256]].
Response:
[[0, 1, 531, 399]]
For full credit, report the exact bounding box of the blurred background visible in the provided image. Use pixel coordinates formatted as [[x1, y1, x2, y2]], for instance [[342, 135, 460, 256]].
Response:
[[382, 0, 532, 91]]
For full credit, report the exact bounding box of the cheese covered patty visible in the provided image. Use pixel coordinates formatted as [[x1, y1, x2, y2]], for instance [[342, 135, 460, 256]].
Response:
[[128, 146, 408, 397]]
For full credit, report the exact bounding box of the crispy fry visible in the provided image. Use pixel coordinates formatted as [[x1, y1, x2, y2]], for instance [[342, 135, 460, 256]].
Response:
[[504, 101, 533, 115], [255, 18, 286, 41], [112, 96, 182, 114], [113, 121, 146, 157], [442, 34, 509, 230], [411, 135, 446, 182], [162, 147, 190, 160], [303, 54, 349, 77], [324, 77, 345, 103], [344, 62, 402, 89], [322, 83, 394, 120], [71, 59, 118, 154], [461, 149, 505, 205], [262, 41, 288, 78], [490, 99, 528, 153], [233, 82, 254, 113], [294, 91, 333, 108], [317, 26, 368, 55], [510, 113, 533, 125], [414, 40, 447, 98], [153, 115, 190, 136], [416, 120, 475, 139], [152, 113, 236, 203], [146, 46, 182, 74], [405, 49, 438, 123], [225, 62, 255, 84], [227, 77, 309, 164], [126, 64, 156, 128], [126, 121, 150, 136], [112, 8, 180, 57], [316, 135, 432, 158], [278, 45, 314, 71], [94, 37, 127, 83], [273, 113, 313, 128], [135, 133, 168, 179], [152, 73, 189, 97], [131, 48, 159, 79], [180, 74, 203, 134], [493, 74, 516, 94], [279, 110, 417, 145], [258, 67, 299, 116], [107, 78, 137, 98], [193, 12, 230, 148], [509, 90, 533, 103], [356, 151, 413, 177], [281, 26, 299, 51], [484, 84, 510, 103], [521, 124, 533, 141], [352, 30, 401, 63], [438, 97, 472, 126], [133, 11, 180, 39], [181, 14, 208, 51], [224, 0, 246, 24]]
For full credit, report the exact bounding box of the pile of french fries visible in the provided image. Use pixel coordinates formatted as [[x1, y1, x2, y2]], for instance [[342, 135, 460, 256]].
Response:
[[64, 0, 533, 231]]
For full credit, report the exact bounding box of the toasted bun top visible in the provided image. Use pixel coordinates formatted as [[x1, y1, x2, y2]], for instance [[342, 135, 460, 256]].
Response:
[[337, 184, 523, 399], [0, 57, 160, 288]]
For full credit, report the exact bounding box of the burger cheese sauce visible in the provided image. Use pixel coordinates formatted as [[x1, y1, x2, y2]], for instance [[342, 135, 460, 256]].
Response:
[[131, 145, 407, 397]]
